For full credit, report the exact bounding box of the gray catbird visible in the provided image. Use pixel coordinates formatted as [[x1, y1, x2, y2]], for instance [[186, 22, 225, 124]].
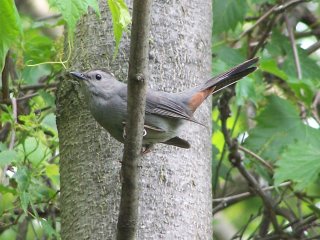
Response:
[[70, 57, 258, 151]]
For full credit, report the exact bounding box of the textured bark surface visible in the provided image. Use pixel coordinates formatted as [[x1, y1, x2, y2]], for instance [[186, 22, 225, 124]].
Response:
[[57, 0, 212, 239]]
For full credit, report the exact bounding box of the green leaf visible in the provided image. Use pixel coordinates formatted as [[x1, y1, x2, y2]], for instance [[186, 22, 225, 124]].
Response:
[[23, 29, 54, 63], [267, 30, 320, 82], [0, 150, 17, 167], [0, 143, 7, 151], [235, 78, 258, 106], [213, 0, 248, 34], [244, 95, 318, 161], [274, 137, 320, 190], [286, 78, 315, 106], [20, 191, 30, 214], [46, 164, 59, 177], [0, 185, 16, 195], [23, 137, 49, 166], [22, 65, 51, 85], [283, 49, 320, 81], [107, 0, 131, 57], [0, 0, 22, 71], [40, 219, 60, 237], [14, 167, 30, 192], [48, 0, 100, 40], [213, 47, 246, 71], [38, 90, 56, 107], [260, 59, 288, 80], [41, 113, 58, 132]]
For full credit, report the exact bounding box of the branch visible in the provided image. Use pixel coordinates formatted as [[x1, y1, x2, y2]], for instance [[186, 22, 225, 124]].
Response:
[[218, 91, 283, 234], [236, 0, 306, 41], [237, 6, 276, 40], [285, 14, 302, 79], [36, 14, 62, 22], [19, 83, 57, 91], [300, 6, 320, 39], [9, 97, 17, 149], [306, 41, 320, 55], [311, 91, 320, 124], [212, 182, 291, 214], [1, 51, 10, 101], [116, 1, 153, 240], [250, 14, 276, 58], [238, 145, 273, 172], [1, 98, 17, 184]]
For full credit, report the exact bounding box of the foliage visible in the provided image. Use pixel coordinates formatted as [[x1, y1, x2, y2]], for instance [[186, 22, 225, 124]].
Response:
[[0, 0, 131, 238], [107, 0, 131, 57], [212, 0, 320, 238], [47, 0, 100, 40], [47, 0, 130, 54], [0, 0, 85, 238], [0, 0, 320, 239], [0, 0, 21, 72]]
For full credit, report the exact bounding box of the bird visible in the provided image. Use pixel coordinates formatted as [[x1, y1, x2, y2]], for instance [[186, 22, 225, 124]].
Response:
[[70, 57, 258, 152]]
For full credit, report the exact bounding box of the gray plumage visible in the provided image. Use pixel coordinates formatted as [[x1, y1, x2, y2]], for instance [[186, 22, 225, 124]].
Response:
[[70, 57, 258, 150]]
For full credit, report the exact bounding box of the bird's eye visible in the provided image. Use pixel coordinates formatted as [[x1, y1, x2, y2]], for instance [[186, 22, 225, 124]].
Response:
[[95, 74, 102, 80]]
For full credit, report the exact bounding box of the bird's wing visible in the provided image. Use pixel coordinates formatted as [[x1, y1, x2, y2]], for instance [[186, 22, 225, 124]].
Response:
[[145, 92, 203, 125], [162, 136, 191, 148], [122, 121, 166, 132], [118, 85, 203, 125]]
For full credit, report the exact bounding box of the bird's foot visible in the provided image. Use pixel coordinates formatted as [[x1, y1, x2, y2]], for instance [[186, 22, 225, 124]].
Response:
[[141, 144, 154, 154]]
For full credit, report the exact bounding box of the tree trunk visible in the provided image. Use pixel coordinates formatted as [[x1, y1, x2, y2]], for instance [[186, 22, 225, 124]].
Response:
[[57, 0, 212, 239]]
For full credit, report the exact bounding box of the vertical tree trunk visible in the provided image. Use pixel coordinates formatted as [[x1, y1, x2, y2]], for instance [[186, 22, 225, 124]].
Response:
[[57, 0, 212, 239]]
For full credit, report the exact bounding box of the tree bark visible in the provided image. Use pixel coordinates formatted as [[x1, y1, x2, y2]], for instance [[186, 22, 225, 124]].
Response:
[[57, 0, 212, 239]]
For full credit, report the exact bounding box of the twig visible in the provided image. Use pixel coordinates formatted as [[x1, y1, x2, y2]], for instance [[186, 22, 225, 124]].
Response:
[[0, 88, 56, 104], [1, 52, 14, 185], [273, 0, 306, 13], [238, 145, 273, 172], [300, 6, 320, 39], [235, 156, 281, 232], [1, 98, 17, 184], [16, 93, 39, 102], [1, 51, 11, 101], [0, 122, 11, 142], [16, 218, 28, 240], [232, 214, 260, 239], [295, 30, 314, 38], [218, 91, 282, 234], [0, 212, 23, 234], [311, 91, 320, 125], [236, 0, 306, 41], [19, 83, 57, 91], [212, 182, 291, 214], [116, 1, 153, 239], [36, 14, 62, 22], [213, 105, 241, 195], [47, 153, 60, 164], [250, 14, 276, 58], [213, 181, 291, 203], [237, 6, 276, 40], [9, 97, 17, 149], [306, 41, 320, 55], [285, 14, 302, 79], [259, 209, 271, 237]]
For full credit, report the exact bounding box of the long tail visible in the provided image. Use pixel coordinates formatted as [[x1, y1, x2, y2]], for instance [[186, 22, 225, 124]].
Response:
[[187, 57, 259, 112]]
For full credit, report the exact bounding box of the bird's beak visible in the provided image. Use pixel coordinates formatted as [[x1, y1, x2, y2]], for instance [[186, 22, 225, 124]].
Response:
[[70, 71, 87, 81]]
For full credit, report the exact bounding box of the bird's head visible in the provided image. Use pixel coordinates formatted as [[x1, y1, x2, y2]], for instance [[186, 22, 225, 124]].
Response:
[[70, 69, 119, 97]]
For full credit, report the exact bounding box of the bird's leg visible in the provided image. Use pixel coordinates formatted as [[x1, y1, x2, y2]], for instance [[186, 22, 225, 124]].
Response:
[[142, 144, 154, 154]]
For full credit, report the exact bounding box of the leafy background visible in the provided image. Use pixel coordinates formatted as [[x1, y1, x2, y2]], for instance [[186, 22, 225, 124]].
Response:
[[0, 0, 319, 239]]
